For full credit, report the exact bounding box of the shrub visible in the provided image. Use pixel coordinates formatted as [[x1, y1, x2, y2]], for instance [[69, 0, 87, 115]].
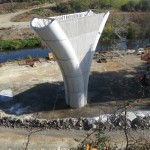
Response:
[[52, 0, 97, 13], [25, 55, 32, 59], [31, 1, 41, 6], [121, 1, 137, 12], [0, 38, 41, 51], [101, 22, 113, 44], [121, 0, 150, 12]]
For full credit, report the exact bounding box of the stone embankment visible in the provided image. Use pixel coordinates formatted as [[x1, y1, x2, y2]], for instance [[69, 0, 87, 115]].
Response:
[[0, 111, 150, 131]]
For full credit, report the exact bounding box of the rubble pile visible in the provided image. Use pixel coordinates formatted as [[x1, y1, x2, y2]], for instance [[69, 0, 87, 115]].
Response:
[[0, 111, 150, 130]]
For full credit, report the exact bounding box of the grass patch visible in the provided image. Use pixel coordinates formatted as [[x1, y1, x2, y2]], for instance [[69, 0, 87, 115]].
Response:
[[0, 38, 41, 51]]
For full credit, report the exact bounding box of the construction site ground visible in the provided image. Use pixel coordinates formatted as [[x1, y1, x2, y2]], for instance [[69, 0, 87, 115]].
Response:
[[0, 55, 150, 149], [0, 55, 150, 117]]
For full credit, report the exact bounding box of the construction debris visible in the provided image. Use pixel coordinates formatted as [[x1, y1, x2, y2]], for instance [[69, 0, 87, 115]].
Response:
[[18, 58, 41, 66], [94, 50, 125, 63], [48, 52, 55, 61]]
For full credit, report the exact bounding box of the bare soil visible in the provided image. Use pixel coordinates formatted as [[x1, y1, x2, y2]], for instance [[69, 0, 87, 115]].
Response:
[[0, 126, 150, 150], [0, 55, 149, 118], [0, 28, 36, 40]]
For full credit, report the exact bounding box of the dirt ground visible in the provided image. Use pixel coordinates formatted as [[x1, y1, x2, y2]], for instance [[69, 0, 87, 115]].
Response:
[[0, 55, 149, 118], [0, 39, 150, 150], [0, 126, 87, 150], [0, 126, 150, 150]]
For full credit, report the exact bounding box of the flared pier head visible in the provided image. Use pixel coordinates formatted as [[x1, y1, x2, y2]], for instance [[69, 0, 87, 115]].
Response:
[[30, 10, 109, 108]]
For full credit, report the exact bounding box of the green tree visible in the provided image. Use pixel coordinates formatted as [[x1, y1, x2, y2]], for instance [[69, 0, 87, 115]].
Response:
[[121, 1, 137, 12], [127, 24, 137, 39], [101, 23, 113, 44], [139, 0, 150, 11], [70, 0, 90, 12]]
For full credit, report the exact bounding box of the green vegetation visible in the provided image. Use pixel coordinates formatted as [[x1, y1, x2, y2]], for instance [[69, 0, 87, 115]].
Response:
[[101, 23, 113, 44], [52, 0, 144, 13], [9, 0, 57, 4], [2, 0, 149, 13], [126, 23, 139, 39], [0, 38, 41, 51], [94, 0, 141, 9], [25, 55, 32, 59], [121, 0, 150, 11], [100, 11, 150, 45], [28, 7, 53, 17]]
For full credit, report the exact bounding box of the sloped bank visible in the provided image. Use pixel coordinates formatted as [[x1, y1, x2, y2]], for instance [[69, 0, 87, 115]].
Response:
[[0, 111, 150, 131]]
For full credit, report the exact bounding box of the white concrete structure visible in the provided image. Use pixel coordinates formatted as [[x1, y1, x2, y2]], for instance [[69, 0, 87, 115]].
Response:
[[30, 10, 109, 108]]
